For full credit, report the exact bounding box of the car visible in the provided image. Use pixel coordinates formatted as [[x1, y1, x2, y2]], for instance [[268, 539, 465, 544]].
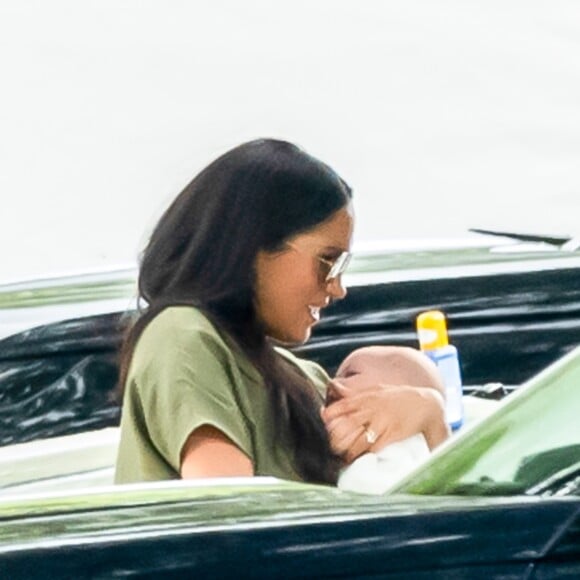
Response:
[[0, 346, 578, 578], [0, 233, 578, 577]]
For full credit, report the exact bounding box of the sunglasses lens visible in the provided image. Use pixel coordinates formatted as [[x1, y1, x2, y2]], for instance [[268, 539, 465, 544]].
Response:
[[326, 252, 351, 281]]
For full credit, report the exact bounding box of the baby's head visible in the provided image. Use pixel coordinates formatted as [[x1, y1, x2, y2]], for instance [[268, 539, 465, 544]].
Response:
[[328, 346, 445, 403]]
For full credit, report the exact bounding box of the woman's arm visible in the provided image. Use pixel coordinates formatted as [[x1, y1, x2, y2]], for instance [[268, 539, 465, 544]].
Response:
[[321, 381, 449, 464], [180, 425, 254, 479]]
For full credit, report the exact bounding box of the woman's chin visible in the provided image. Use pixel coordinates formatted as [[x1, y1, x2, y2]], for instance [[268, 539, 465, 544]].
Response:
[[269, 325, 312, 346]]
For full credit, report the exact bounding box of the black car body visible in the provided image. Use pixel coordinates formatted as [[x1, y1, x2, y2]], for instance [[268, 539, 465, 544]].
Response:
[[0, 477, 579, 578]]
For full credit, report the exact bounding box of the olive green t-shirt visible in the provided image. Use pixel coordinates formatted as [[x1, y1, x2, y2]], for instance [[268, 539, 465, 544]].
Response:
[[115, 306, 330, 484]]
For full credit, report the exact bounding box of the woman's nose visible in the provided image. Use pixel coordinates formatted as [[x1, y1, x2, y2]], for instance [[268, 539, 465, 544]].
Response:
[[327, 276, 347, 300]]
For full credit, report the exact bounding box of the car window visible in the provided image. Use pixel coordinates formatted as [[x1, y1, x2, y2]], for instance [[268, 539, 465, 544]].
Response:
[[391, 346, 580, 497]]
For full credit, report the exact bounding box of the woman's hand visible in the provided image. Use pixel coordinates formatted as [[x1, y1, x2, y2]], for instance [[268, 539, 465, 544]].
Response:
[[321, 380, 449, 464]]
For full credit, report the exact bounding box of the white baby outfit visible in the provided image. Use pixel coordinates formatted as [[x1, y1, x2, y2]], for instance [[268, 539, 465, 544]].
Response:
[[337, 433, 430, 495]]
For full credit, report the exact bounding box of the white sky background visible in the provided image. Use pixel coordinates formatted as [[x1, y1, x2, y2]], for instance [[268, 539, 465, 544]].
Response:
[[0, 1, 579, 283]]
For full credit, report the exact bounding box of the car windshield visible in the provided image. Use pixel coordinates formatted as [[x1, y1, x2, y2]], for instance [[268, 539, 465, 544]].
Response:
[[390, 346, 580, 497]]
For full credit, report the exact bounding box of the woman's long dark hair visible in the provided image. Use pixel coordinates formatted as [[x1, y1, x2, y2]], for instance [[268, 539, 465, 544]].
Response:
[[119, 139, 352, 484]]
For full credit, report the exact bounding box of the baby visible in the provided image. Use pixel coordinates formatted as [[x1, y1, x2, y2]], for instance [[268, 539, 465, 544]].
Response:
[[328, 346, 446, 495]]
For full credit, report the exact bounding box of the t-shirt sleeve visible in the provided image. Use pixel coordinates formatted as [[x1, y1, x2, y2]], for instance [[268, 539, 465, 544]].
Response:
[[132, 314, 254, 473]]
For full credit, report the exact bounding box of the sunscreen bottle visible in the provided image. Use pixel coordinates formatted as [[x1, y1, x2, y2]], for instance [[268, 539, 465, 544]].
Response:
[[416, 310, 464, 430]]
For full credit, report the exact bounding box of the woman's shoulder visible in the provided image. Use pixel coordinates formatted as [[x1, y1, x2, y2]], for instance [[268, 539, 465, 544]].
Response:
[[135, 306, 227, 361], [145, 305, 216, 335]]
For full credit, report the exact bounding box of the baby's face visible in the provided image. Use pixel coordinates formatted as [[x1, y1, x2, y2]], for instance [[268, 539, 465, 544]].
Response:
[[335, 368, 385, 388], [331, 345, 445, 399], [335, 348, 400, 386], [326, 351, 396, 406]]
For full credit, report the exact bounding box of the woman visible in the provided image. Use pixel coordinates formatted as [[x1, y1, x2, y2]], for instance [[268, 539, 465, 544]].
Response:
[[115, 139, 447, 486]]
